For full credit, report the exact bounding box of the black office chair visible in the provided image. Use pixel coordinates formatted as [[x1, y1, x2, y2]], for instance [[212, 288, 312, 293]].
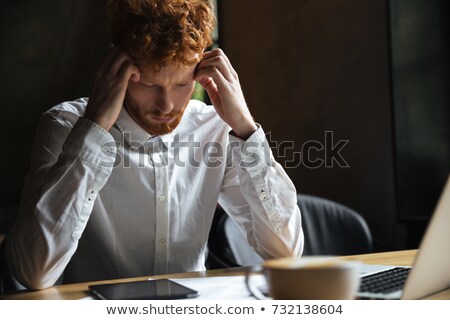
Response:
[[207, 207, 264, 269], [0, 234, 5, 293], [206, 194, 373, 269], [0, 205, 27, 293], [0, 235, 11, 293], [298, 194, 372, 255], [0, 206, 13, 293]]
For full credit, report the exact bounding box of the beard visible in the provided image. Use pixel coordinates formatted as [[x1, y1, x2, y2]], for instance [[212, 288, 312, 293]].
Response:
[[125, 99, 189, 136]]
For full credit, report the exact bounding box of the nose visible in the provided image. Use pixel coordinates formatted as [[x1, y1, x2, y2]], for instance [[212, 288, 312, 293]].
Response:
[[155, 90, 174, 115]]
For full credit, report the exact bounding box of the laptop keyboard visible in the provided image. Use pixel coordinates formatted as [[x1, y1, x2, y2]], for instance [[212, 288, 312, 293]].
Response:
[[359, 267, 411, 294]]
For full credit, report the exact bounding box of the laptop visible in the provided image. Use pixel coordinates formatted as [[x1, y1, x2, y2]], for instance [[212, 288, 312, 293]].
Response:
[[357, 174, 450, 299]]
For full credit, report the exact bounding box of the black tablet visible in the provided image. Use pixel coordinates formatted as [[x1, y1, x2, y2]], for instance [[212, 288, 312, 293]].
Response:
[[89, 279, 199, 300]]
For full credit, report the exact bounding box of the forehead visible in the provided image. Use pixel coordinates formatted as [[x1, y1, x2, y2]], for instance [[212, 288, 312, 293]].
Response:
[[139, 63, 196, 84]]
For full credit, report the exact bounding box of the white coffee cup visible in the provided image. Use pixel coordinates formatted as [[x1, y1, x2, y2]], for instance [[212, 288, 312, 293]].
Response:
[[246, 257, 361, 300]]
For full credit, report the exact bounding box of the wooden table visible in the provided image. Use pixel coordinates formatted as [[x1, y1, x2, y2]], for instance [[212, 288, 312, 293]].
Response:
[[1, 249, 448, 300]]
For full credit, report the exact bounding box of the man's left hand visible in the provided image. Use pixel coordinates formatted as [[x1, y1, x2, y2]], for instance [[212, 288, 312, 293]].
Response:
[[194, 49, 257, 140]]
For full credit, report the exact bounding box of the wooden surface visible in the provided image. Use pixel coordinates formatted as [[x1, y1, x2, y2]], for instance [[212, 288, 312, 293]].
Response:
[[1, 250, 448, 300], [340, 249, 416, 266]]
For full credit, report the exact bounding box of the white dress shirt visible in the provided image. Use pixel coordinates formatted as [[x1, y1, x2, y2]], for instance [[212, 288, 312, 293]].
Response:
[[6, 98, 303, 290]]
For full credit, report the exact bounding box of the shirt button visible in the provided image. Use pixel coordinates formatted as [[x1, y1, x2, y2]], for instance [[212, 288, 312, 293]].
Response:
[[276, 227, 282, 233], [159, 239, 165, 243], [260, 191, 267, 199], [159, 195, 166, 202], [88, 191, 95, 201]]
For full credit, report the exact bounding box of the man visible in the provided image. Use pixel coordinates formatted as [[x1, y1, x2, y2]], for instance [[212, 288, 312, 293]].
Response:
[[6, 0, 303, 290]]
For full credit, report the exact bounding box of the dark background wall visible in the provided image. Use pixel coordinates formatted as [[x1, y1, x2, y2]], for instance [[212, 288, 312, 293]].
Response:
[[1, 0, 448, 251], [0, 0, 109, 207], [220, 0, 449, 250], [221, 0, 404, 250], [390, 0, 450, 246]]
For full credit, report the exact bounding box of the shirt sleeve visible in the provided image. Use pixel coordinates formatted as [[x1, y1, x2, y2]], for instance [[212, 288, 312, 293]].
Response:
[[5, 111, 116, 290], [218, 125, 304, 260]]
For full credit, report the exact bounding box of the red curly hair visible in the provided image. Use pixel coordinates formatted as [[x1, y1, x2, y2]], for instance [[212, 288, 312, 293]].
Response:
[[107, 0, 215, 70]]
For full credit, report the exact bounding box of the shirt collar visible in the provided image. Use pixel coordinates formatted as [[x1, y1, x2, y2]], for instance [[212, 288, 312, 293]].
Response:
[[115, 106, 177, 146]]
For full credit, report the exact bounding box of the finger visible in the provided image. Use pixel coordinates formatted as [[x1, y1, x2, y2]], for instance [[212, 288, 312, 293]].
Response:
[[194, 66, 229, 91], [199, 76, 218, 95], [117, 60, 140, 84], [110, 53, 138, 77], [202, 49, 238, 79], [197, 76, 221, 107], [196, 55, 233, 82], [129, 72, 140, 82]]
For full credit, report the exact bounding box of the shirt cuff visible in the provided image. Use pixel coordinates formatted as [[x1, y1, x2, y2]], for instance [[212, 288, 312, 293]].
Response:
[[62, 117, 117, 168], [229, 124, 276, 171]]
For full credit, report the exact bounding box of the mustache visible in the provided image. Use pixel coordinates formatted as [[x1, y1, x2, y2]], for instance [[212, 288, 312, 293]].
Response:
[[150, 110, 180, 118], [148, 101, 189, 118]]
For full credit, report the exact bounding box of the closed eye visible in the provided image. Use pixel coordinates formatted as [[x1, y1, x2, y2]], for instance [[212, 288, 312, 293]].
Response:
[[139, 81, 156, 88]]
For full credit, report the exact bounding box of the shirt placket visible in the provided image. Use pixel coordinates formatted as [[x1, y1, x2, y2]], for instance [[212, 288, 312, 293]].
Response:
[[151, 140, 170, 274]]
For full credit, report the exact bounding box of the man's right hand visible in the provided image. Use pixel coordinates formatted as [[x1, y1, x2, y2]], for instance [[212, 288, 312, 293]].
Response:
[[84, 47, 140, 131]]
